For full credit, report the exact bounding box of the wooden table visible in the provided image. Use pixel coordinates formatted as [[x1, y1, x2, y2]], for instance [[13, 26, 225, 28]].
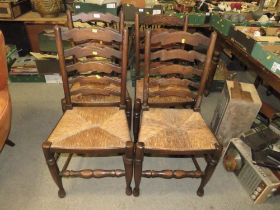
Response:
[[206, 32, 280, 95], [0, 11, 67, 52]]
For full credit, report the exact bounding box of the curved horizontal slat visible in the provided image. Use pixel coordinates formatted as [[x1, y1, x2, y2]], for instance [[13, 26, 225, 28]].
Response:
[[72, 12, 119, 23], [71, 86, 121, 96], [64, 45, 121, 59], [61, 28, 122, 43], [150, 64, 203, 76], [141, 15, 184, 26], [149, 88, 197, 99], [151, 32, 210, 47], [151, 49, 206, 63], [66, 61, 121, 74], [149, 77, 200, 89], [69, 76, 121, 86]]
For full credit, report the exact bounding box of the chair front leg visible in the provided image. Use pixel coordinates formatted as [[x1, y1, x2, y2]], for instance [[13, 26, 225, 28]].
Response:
[[42, 141, 66, 198], [123, 141, 133, 195], [133, 142, 144, 197], [197, 145, 222, 197]]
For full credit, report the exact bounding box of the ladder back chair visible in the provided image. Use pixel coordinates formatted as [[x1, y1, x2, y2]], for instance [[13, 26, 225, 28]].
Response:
[[134, 13, 188, 80], [132, 29, 222, 197], [58, 25, 130, 111], [42, 26, 133, 198], [67, 10, 124, 33], [136, 29, 211, 108]]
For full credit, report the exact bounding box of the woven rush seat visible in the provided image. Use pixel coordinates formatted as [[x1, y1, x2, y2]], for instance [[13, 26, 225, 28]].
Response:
[[48, 107, 130, 150], [138, 108, 217, 151], [136, 79, 194, 105]]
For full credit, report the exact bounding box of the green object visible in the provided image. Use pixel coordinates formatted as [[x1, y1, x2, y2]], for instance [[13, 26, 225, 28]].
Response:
[[210, 14, 234, 36], [9, 75, 46, 83], [73, 2, 118, 15], [251, 42, 280, 77], [6, 45, 18, 69], [39, 32, 71, 53], [167, 12, 208, 26]]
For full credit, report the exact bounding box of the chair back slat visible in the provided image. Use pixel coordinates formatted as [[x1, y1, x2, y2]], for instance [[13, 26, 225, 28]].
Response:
[[151, 31, 210, 47], [143, 29, 217, 109], [61, 28, 122, 43], [67, 10, 124, 33], [149, 89, 197, 99], [64, 45, 121, 59], [151, 49, 206, 63], [150, 64, 202, 76], [69, 76, 121, 86], [70, 86, 121, 97], [149, 77, 200, 89], [55, 25, 128, 108], [66, 62, 121, 74], [135, 13, 188, 79]]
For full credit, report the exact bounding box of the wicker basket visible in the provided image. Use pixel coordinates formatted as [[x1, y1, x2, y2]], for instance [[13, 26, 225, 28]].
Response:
[[34, 0, 62, 17]]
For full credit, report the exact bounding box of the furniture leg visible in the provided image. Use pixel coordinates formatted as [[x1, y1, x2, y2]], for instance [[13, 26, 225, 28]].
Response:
[[5, 139, 15, 147], [133, 142, 144, 197], [42, 142, 66, 198], [133, 99, 141, 143], [123, 141, 133, 195], [125, 98, 132, 130], [254, 76, 262, 89], [197, 145, 222, 197]]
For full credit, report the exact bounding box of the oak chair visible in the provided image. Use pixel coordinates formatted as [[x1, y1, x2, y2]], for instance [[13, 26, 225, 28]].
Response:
[[42, 26, 133, 198], [134, 13, 188, 80], [132, 29, 222, 197]]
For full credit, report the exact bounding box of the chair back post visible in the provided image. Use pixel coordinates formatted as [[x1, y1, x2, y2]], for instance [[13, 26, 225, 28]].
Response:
[[0, 31, 8, 90], [119, 10, 124, 34], [55, 26, 72, 109], [66, 10, 74, 29], [143, 29, 151, 109], [183, 15, 188, 32], [135, 13, 140, 79], [194, 31, 217, 110], [120, 27, 128, 108]]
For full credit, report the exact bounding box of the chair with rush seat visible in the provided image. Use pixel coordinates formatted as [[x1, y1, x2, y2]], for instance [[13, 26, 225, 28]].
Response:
[[0, 31, 15, 152], [42, 26, 133, 198], [132, 29, 222, 197]]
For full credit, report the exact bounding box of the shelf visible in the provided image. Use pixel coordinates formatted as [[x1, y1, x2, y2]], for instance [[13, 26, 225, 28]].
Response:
[[0, 11, 67, 25]]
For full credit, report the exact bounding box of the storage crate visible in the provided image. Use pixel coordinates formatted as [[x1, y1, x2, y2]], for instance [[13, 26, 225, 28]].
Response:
[[229, 26, 280, 54], [39, 32, 71, 53], [0, 0, 31, 19], [251, 43, 280, 77], [9, 74, 46, 82], [73, 1, 119, 15]]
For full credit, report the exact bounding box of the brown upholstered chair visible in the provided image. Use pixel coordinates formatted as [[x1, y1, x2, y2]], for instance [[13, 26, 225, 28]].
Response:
[[0, 31, 15, 152], [132, 29, 222, 197], [42, 26, 133, 198]]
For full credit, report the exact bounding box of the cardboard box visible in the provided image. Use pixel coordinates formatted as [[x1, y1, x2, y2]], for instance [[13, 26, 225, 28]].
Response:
[[122, 3, 162, 21], [73, 1, 119, 15], [229, 26, 280, 54]]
